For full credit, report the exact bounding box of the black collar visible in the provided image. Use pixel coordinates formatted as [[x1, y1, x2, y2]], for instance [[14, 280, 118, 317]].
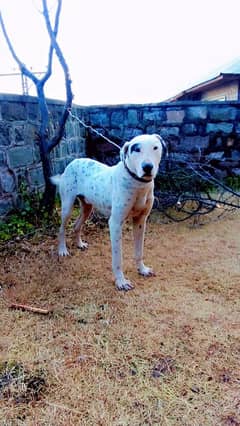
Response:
[[124, 162, 152, 183]]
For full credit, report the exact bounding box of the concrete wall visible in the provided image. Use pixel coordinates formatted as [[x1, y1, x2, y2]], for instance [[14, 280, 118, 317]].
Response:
[[1, 95, 240, 216]]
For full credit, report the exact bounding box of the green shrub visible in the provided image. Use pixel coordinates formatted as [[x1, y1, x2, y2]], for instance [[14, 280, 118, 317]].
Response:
[[224, 176, 240, 190], [0, 183, 60, 242]]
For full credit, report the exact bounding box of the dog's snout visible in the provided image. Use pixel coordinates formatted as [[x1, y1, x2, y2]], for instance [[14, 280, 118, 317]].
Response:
[[142, 162, 153, 175]]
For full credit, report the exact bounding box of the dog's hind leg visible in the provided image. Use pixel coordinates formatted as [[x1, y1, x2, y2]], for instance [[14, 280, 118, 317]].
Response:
[[74, 200, 93, 250], [58, 195, 75, 256]]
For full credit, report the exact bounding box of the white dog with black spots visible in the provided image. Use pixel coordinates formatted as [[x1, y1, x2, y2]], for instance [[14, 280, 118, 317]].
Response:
[[51, 133, 166, 291]]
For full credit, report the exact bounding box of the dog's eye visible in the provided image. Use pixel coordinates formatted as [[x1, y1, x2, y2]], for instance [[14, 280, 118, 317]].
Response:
[[153, 146, 158, 150], [130, 143, 141, 153]]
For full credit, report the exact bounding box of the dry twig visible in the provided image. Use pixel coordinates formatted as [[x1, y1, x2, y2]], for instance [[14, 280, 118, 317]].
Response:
[[8, 303, 52, 315]]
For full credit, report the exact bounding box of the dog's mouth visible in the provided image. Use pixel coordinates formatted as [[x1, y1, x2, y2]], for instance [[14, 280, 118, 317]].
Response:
[[141, 163, 155, 179], [124, 162, 153, 183], [142, 169, 154, 178], [141, 173, 153, 180]]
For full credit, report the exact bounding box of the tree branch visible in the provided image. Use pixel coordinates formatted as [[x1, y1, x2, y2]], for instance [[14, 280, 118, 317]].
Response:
[[0, 12, 39, 85], [40, 0, 61, 85], [0, 9, 49, 137], [37, 0, 63, 138], [42, 0, 73, 152]]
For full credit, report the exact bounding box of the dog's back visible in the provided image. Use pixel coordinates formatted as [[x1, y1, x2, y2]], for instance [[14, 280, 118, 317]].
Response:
[[51, 158, 114, 216]]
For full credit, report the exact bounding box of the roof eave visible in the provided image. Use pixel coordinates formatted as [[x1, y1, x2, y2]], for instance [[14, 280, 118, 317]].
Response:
[[166, 73, 240, 102]]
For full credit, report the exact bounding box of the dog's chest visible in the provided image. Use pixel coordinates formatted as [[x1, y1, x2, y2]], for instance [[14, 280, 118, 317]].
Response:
[[130, 189, 152, 217]]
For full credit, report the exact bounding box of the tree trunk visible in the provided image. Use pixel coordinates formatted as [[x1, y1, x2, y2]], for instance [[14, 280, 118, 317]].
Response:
[[38, 135, 56, 215], [1, 1, 73, 217]]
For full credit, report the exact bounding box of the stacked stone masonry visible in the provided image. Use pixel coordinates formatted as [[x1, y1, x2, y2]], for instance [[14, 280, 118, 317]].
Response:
[[84, 102, 240, 182], [0, 95, 86, 215], [1, 94, 240, 216]]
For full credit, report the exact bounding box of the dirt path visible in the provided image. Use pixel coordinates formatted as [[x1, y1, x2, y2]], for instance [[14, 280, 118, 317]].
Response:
[[0, 213, 239, 425]]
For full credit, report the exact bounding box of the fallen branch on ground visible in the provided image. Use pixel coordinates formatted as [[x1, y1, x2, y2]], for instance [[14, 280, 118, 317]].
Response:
[[8, 303, 52, 315]]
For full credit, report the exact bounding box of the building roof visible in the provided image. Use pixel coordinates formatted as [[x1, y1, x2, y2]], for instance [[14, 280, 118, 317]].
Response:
[[167, 58, 240, 102]]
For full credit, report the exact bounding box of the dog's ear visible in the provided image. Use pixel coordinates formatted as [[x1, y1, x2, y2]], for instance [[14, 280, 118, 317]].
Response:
[[153, 134, 168, 158], [120, 141, 130, 162]]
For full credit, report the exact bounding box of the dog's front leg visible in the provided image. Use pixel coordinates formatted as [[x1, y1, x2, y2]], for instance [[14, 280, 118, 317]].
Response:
[[133, 215, 155, 277], [109, 215, 133, 291]]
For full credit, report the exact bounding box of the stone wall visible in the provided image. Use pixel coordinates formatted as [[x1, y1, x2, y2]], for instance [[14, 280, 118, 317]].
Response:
[[1, 95, 240, 216], [0, 94, 86, 215], [83, 101, 240, 172]]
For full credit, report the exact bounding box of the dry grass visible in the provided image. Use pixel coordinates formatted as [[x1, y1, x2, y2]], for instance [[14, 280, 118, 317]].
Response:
[[0, 212, 240, 425]]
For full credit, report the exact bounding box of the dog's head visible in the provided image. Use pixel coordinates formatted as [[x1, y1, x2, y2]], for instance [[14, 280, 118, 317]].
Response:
[[120, 134, 166, 181]]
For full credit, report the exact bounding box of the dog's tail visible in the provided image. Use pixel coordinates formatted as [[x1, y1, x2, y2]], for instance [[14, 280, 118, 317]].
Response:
[[50, 174, 62, 187]]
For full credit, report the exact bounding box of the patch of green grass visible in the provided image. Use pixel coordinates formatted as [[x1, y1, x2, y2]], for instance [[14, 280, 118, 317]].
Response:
[[0, 214, 35, 241], [0, 184, 60, 242], [224, 175, 240, 190]]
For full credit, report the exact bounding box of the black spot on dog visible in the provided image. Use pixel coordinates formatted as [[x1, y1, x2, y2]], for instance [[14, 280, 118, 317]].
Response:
[[130, 143, 141, 153]]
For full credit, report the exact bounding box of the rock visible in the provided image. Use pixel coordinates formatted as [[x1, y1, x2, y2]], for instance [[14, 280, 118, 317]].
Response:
[[186, 106, 207, 121], [28, 167, 45, 187], [178, 136, 209, 152], [142, 109, 164, 125], [166, 109, 185, 124], [90, 112, 110, 127], [127, 109, 138, 126], [111, 111, 124, 128], [206, 123, 233, 134], [231, 150, 240, 160], [0, 168, 16, 193], [0, 122, 12, 146], [0, 197, 14, 216], [1, 102, 27, 121], [182, 123, 197, 136], [208, 107, 237, 121], [206, 152, 224, 161], [8, 146, 34, 168], [232, 168, 240, 176]]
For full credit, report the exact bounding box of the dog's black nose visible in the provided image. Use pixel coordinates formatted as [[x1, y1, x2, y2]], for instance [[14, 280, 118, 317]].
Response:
[[142, 162, 153, 175]]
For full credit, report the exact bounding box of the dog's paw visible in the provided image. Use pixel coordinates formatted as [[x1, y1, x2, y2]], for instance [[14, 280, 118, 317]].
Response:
[[58, 247, 70, 256], [115, 279, 134, 291], [138, 265, 156, 277], [77, 241, 88, 250]]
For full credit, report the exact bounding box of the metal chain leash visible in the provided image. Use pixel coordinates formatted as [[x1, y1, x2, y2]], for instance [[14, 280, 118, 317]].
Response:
[[68, 109, 121, 151]]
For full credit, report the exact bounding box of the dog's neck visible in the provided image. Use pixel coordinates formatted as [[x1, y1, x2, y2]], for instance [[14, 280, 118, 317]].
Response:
[[123, 161, 152, 183]]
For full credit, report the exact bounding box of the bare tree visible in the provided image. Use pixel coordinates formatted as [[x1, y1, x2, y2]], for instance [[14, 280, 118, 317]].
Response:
[[0, 0, 73, 214]]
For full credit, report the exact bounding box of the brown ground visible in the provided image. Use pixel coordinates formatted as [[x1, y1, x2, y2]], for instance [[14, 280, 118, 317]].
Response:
[[0, 212, 239, 425]]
